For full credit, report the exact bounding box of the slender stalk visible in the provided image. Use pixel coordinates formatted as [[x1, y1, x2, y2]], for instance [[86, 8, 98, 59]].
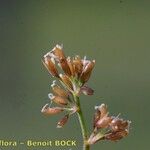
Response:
[[73, 94, 90, 150]]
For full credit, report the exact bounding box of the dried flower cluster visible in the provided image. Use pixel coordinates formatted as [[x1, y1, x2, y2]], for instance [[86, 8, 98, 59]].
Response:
[[41, 44, 95, 128], [88, 104, 131, 144], [42, 44, 95, 95], [41, 44, 131, 150]]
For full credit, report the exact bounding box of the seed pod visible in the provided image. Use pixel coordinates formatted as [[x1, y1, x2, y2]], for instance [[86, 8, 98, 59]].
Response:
[[42, 57, 59, 78], [94, 104, 112, 128], [95, 104, 108, 119], [80, 60, 95, 83], [96, 115, 112, 129], [67, 57, 75, 76], [105, 130, 129, 141], [110, 118, 131, 132], [80, 85, 94, 96], [82, 56, 90, 68], [59, 74, 73, 90], [93, 109, 101, 128], [51, 81, 69, 98], [73, 56, 83, 77], [51, 44, 66, 60], [59, 58, 72, 77], [98, 104, 108, 119], [57, 114, 69, 128], [48, 93, 68, 105], [41, 104, 63, 115]]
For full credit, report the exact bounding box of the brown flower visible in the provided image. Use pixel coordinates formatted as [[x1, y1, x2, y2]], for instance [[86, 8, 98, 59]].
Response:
[[59, 74, 73, 90], [80, 60, 95, 83], [57, 114, 69, 128], [41, 45, 131, 147], [41, 104, 63, 115], [43, 45, 95, 85], [73, 56, 83, 77], [80, 85, 94, 96], [51, 80, 69, 98], [51, 44, 66, 60], [104, 117, 131, 141], [48, 93, 68, 106], [42, 57, 59, 78], [89, 103, 131, 144], [110, 117, 130, 132], [94, 104, 112, 129], [67, 57, 75, 76], [105, 129, 129, 141]]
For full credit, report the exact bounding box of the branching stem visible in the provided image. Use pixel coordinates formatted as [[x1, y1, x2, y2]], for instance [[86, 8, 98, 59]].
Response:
[[73, 94, 90, 150]]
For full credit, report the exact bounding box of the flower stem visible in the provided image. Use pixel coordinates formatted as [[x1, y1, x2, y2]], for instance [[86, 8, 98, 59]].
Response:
[[73, 95, 90, 150]]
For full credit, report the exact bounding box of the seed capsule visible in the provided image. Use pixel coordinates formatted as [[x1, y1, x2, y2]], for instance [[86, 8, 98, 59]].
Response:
[[96, 116, 112, 128], [59, 74, 73, 90], [41, 104, 63, 115], [105, 130, 129, 141], [67, 57, 75, 76], [59, 58, 72, 77], [57, 114, 69, 128], [42, 57, 59, 78], [110, 118, 131, 132], [93, 109, 101, 128], [80, 85, 94, 95], [51, 44, 66, 60], [80, 60, 95, 83], [98, 104, 108, 118], [73, 56, 83, 77], [51, 81, 69, 98], [94, 104, 111, 129], [48, 93, 68, 105]]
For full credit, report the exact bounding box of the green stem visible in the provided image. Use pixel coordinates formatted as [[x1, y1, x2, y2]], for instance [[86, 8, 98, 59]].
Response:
[[73, 95, 90, 150]]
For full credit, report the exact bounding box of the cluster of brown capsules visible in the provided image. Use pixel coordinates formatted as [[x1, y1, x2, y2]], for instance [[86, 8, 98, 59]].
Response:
[[41, 44, 95, 128], [41, 44, 131, 143], [88, 104, 131, 144]]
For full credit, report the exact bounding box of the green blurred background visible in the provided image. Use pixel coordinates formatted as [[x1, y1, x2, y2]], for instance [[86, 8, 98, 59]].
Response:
[[0, 0, 150, 149]]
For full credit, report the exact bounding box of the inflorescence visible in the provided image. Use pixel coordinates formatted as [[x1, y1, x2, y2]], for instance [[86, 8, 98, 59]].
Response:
[[41, 44, 131, 147]]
